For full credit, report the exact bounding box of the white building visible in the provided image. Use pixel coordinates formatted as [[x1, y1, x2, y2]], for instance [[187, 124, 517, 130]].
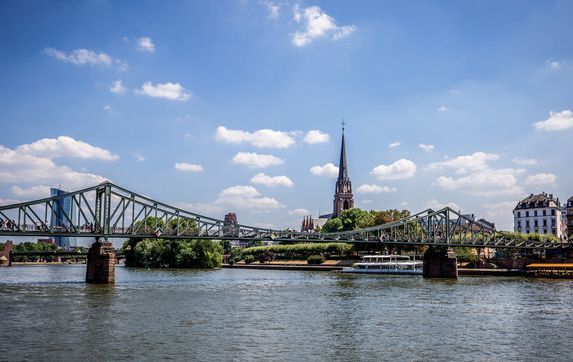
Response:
[[513, 193, 563, 239]]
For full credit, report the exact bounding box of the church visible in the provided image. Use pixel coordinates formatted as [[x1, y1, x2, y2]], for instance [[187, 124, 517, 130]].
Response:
[[301, 126, 354, 232]]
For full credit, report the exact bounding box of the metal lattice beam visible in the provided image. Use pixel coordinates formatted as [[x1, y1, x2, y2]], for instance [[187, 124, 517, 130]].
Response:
[[0, 181, 570, 249]]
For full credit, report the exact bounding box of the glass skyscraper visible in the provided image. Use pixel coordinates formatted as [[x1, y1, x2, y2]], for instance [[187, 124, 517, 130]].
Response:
[[50, 188, 76, 249]]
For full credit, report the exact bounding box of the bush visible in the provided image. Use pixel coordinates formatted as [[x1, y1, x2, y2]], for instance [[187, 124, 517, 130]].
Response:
[[307, 255, 326, 265], [244, 254, 255, 264], [259, 251, 276, 263], [242, 243, 352, 259], [123, 238, 222, 269]]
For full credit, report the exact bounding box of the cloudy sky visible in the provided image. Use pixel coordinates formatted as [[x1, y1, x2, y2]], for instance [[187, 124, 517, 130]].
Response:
[[1, 0, 572, 231]]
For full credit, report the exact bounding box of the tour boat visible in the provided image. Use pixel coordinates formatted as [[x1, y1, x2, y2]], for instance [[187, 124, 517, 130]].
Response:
[[341, 255, 423, 275]]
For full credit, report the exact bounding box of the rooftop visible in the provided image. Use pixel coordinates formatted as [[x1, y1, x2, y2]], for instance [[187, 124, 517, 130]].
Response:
[[515, 192, 560, 210]]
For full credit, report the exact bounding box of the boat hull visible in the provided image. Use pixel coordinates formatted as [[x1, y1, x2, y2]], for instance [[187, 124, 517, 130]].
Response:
[[341, 268, 422, 275]]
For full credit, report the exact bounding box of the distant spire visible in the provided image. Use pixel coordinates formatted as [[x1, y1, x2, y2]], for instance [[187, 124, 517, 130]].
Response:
[[337, 121, 349, 181]]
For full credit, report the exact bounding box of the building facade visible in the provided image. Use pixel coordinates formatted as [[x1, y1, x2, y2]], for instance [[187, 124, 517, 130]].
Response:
[[566, 196, 573, 239], [513, 193, 563, 239], [50, 188, 76, 249]]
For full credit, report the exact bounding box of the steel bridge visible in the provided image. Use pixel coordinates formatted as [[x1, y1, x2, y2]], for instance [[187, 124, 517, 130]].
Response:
[[0, 181, 569, 249]]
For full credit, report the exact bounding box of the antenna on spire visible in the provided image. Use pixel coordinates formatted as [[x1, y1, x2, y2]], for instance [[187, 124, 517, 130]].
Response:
[[341, 119, 346, 133]]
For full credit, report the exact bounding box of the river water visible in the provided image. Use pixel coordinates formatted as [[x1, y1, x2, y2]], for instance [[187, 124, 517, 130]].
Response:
[[1, 265, 572, 361]]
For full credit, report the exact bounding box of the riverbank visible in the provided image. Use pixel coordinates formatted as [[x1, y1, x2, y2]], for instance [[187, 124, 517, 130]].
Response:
[[223, 263, 344, 271], [224, 260, 531, 276]]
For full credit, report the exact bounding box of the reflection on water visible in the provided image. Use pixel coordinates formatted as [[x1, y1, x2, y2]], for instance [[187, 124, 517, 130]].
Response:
[[1, 265, 572, 360]]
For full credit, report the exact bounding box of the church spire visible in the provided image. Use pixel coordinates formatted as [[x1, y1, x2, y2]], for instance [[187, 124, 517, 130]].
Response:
[[332, 120, 354, 218], [337, 121, 349, 181]]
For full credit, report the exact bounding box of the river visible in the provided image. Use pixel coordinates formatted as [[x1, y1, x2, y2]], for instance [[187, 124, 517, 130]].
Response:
[[1, 265, 572, 361]]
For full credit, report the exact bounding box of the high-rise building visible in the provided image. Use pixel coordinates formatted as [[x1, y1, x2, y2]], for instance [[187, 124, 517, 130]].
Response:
[[513, 192, 563, 239], [566, 195, 573, 239], [223, 212, 238, 236], [50, 188, 76, 249], [332, 125, 354, 218]]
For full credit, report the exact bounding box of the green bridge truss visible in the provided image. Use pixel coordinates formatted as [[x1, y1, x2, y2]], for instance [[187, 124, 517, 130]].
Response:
[[0, 182, 569, 249]]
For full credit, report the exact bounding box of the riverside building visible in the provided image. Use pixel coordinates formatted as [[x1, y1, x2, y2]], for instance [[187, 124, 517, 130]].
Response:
[[566, 196, 573, 239], [513, 192, 563, 239]]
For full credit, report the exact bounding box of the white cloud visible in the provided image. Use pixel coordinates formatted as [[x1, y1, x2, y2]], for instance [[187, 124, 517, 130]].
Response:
[[418, 143, 434, 152], [110, 80, 126, 94], [424, 198, 461, 211], [102, 104, 112, 112], [136, 81, 191, 101], [356, 184, 397, 194], [261, 0, 279, 19], [435, 168, 525, 196], [545, 59, 562, 70], [250, 173, 293, 187], [45, 48, 113, 66], [371, 159, 417, 180], [16, 136, 118, 160], [0, 145, 108, 190], [215, 126, 295, 148], [482, 201, 518, 231], [292, 5, 356, 47], [137, 37, 155, 52], [45, 48, 127, 70], [426, 152, 499, 173], [253, 222, 275, 229], [11, 185, 51, 198], [303, 130, 330, 144], [533, 110, 573, 131], [176, 185, 285, 214], [232, 152, 283, 168], [215, 185, 284, 210], [437, 105, 448, 112], [0, 198, 21, 206], [131, 153, 145, 162], [523, 173, 556, 186], [512, 158, 538, 166], [310, 163, 338, 177], [175, 162, 203, 172], [388, 141, 401, 148], [288, 208, 309, 216]]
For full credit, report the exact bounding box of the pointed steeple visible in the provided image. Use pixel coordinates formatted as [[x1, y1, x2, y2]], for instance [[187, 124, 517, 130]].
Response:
[[337, 121, 349, 181], [332, 120, 354, 218]]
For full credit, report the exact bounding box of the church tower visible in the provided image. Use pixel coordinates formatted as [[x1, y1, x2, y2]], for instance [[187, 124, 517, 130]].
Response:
[[332, 123, 354, 218]]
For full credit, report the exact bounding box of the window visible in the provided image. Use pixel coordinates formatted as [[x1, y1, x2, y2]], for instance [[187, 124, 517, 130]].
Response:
[[551, 209, 556, 216], [543, 210, 546, 216], [543, 229, 547, 234], [543, 220, 547, 227], [517, 221, 522, 228], [552, 218, 556, 226], [526, 211, 530, 217], [518, 211, 521, 218], [534, 210, 538, 217], [526, 220, 530, 228], [534, 220, 538, 227]]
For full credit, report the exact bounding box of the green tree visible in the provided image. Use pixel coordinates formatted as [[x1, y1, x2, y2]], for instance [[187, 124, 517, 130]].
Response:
[[339, 208, 374, 230], [322, 218, 343, 232], [220, 240, 233, 254], [123, 238, 222, 269]]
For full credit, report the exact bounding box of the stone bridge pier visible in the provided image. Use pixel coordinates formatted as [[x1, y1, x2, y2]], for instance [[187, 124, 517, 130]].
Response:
[[423, 246, 458, 278], [86, 238, 116, 284], [0, 240, 13, 266]]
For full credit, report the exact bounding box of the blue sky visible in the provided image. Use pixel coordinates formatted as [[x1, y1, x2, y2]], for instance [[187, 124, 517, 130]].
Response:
[[1, 0, 572, 232]]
